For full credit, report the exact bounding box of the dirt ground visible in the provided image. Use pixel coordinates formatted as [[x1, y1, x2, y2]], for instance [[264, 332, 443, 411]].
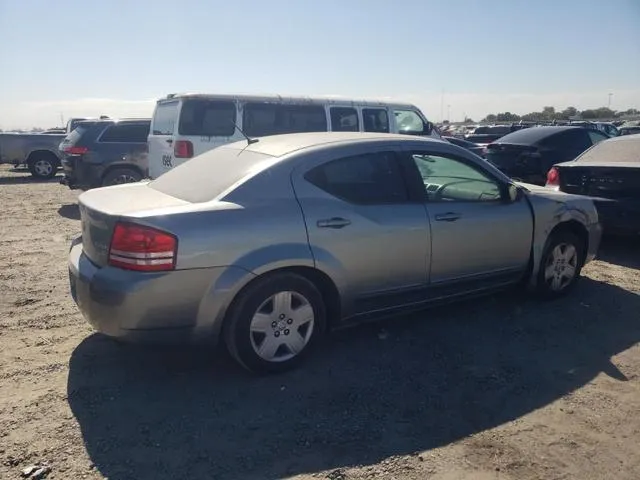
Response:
[[0, 164, 639, 480]]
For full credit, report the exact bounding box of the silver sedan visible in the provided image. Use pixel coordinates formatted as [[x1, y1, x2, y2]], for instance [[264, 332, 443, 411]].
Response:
[[68, 132, 601, 373]]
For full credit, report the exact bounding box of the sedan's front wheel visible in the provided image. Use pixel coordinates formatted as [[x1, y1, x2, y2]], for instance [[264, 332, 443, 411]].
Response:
[[536, 231, 584, 299], [224, 273, 326, 374]]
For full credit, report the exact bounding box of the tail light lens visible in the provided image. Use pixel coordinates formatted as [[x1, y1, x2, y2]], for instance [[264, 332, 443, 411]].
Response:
[[174, 140, 193, 159], [546, 167, 560, 188], [108, 222, 177, 272], [64, 146, 88, 155]]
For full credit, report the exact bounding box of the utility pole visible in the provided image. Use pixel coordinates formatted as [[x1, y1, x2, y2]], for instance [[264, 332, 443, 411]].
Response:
[[440, 89, 444, 123], [608, 93, 613, 109], [447, 104, 451, 122]]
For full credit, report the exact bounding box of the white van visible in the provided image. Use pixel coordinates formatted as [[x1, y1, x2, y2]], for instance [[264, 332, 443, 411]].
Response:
[[148, 93, 439, 179]]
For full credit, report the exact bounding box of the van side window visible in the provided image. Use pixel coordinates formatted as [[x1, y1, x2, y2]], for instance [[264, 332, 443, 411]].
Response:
[[243, 103, 327, 137], [178, 100, 236, 137], [330, 107, 359, 132], [99, 123, 150, 143], [152, 101, 179, 135], [394, 110, 426, 135], [362, 108, 390, 133]]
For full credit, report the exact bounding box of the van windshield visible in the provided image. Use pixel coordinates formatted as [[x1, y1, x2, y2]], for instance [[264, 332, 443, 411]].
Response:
[[149, 146, 275, 203]]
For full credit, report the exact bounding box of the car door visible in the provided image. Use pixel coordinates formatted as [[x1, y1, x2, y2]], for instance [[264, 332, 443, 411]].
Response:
[[148, 100, 179, 179], [291, 146, 430, 317], [403, 147, 533, 287], [96, 122, 150, 176]]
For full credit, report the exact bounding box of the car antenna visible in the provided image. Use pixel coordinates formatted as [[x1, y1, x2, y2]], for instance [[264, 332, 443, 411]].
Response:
[[232, 121, 259, 145]]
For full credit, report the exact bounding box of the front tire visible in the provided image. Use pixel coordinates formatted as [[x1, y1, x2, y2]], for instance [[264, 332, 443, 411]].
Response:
[[224, 273, 326, 374], [536, 231, 584, 299]]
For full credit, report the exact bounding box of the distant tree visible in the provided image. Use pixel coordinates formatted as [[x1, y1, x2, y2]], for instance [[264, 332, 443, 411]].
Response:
[[463, 117, 475, 124], [559, 106, 578, 119], [495, 111, 521, 122], [541, 106, 555, 120], [482, 114, 497, 123], [581, 107, 615, 119]]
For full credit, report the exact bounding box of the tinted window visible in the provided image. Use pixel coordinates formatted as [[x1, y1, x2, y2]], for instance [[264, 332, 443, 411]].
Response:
[[179, 100, 236, 136], [99, 123, 150, 143], [305, 152, 408, 204], [588, 130, 608, 145], [410, 153, 501, 202], [243, 103, 327, 137], [541, 129, 590, 158], [362, 108, 390, 133], [330, 107, 359, 132], [394, 110, 425, 135], [152, 101, 178, 135]]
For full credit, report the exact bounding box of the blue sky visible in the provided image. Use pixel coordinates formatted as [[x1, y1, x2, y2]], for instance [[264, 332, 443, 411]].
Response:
[[0, 0, 639, 128]]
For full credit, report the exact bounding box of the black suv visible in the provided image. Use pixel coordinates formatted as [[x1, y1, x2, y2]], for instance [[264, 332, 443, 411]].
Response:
[[59, 118, 150, 190]]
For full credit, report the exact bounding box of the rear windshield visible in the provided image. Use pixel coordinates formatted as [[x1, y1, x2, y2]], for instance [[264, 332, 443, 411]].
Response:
[[60, 124, 93, 145], [152, 101, 179, 135], [149, 146, 275, 203], [178, 99, 236, 137], [575, 138, 640, 164]]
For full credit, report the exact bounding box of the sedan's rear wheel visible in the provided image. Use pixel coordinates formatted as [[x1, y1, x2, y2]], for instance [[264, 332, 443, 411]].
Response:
[[224, 273, 326, 374], [536, 231, 584, 299]]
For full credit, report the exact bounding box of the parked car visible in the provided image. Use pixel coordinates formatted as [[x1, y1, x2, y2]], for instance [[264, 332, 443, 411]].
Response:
[[68, 132, 601, 373], [0, 117, 99, 179], [546, 134, 640, 235], [148, 93, 439, 179], [570, 121, 619, 137], [485, 126, 609, 185], [59, 118, 151, 190], [443, 136, 486, 157], [465, 124, 527, 144], [619, 126, 640, 136]]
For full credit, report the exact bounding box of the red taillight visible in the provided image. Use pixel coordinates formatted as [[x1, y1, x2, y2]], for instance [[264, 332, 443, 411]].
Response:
[[64, 146, 88, 155], [174, 140, 193, 159], [108, 222, 177, 272], [546, 167, 560, 187]]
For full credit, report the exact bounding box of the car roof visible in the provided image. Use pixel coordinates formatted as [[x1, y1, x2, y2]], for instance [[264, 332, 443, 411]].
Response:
[[221, 132, 445, 157], [158, 93, 418, 110], [494, 126, 584, 145]]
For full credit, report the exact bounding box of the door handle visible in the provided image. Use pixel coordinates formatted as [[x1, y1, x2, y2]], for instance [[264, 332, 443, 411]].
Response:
[[166, 139, 173, 144], [434, 212, 461, 222], [317, 217, 351, 229]]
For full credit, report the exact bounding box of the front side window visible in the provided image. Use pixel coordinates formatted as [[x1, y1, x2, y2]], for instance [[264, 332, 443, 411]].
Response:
[[410, 152, 502, 202], [330, 107, 359, 132], [152, 101, 178, 135], [243, 103, 327, 137], [305, 151, 408, 205], [394, 110, 425, 135], [178, 99, 236, 137], [362, 108, 390, 133], [99, 123, 150, 143]]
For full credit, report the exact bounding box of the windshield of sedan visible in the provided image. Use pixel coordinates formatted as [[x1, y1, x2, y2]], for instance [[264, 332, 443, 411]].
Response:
[[149, 147, 276, 202]]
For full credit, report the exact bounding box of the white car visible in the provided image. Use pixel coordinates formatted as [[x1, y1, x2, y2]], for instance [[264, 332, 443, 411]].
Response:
[[147, 93, 439, 179]]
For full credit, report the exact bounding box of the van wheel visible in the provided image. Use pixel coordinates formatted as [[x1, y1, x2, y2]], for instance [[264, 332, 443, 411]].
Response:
[[536, 231, 584, 299], [28, 154, 58, 179], [224, 273, 326, 374], [102, 168, 142, 187]]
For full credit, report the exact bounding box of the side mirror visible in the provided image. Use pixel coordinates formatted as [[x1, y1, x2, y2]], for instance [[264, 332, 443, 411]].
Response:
[[423, 121, 434, 136], [507, 184, 521, 202]]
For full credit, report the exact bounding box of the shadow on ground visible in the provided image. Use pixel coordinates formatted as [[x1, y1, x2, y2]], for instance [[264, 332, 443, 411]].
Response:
[[598, 235, 640, 269], [58, 203, 80, 220], [67, 277, 640, 480], [0, 173, 61, 185]]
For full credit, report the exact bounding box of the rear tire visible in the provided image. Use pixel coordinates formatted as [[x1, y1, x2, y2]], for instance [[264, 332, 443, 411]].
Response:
[[28, 154, 58, 179], [224, 273, 326, 374], [536, 231, 584, 299], [102, 168, 142, 187]]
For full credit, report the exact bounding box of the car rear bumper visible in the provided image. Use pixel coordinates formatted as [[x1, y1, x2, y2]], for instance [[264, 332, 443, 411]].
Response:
[[68, 239, 246, 345], [594, 199, 640, 236]]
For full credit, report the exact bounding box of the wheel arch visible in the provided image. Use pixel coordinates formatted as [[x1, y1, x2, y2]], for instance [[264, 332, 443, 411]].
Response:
[[26, 149, 60, 166]]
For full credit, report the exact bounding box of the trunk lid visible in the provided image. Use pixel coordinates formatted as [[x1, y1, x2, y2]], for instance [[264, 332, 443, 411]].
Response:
[[556, 162, 640, 199], [78, 183, 189, 266]]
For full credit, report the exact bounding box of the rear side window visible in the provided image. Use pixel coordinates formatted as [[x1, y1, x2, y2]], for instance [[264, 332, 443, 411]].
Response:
[[152, 102, 178, 135], [362, 108, 390, 133], [243, 103, 327, 137], [179, 100, 236, 137], [588, 130, 608, 145], [330, 107, 359, 132], [541, 129, 590, 158], [305, 151, 408, 204], [99, 123, 150, 143]]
